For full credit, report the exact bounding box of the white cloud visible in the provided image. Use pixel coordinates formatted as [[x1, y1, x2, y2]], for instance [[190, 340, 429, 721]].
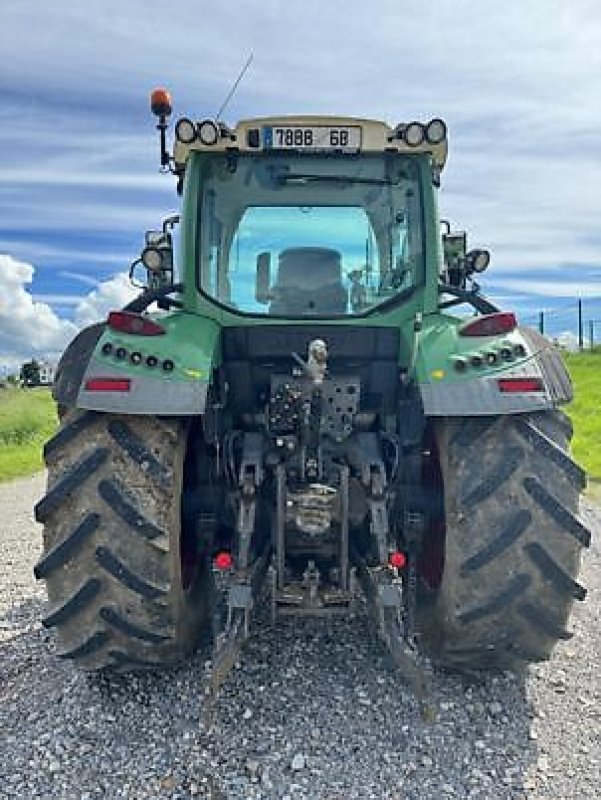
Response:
[[0, 254, 77, 362], [0, 254, 137, 366], [74, 273, 137, 328]]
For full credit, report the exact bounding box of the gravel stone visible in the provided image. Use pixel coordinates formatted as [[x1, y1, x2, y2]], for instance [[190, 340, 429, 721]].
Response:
[[290, 754, 306, 771], [1, 473, 600, 798]]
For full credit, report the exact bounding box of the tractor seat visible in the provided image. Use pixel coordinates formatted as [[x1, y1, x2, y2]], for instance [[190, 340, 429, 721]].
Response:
[[269, 247, 348, 315]]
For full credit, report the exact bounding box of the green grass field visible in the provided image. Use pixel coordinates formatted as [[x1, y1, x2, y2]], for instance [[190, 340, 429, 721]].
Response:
[[0, 387, 58, 482], [0, 351, 599, 494], [563, 350, 601, 497]]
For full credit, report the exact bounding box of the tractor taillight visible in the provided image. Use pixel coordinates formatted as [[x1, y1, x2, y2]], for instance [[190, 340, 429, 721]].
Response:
[[84, 378, 131, 392], [497, 377, 544, 393], [459, 312, 517, 337], [214, 551, 234, 570], [107, 311, 165, 336], [389, 551, 407, 569]]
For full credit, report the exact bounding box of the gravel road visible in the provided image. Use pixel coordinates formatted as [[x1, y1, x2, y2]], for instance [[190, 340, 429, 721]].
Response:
[[1, 472, 599, 800]]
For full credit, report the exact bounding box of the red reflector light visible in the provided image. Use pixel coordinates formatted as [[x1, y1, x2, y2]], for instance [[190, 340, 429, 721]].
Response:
[[498, 377, 544, 393], [389, 551, 407, 569], [107, 311, 165, 336], [214, 551, 233, 570], [84, 378, 131, 392], [459, 312, 517, 337]]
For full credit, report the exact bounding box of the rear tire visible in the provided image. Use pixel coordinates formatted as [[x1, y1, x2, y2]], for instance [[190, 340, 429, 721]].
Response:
[[425, 411, 590, 670], [35, 411, 208, 671]]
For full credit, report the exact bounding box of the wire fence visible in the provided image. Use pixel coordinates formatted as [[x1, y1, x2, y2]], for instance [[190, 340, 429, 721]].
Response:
[[513, 297, 601, 351]]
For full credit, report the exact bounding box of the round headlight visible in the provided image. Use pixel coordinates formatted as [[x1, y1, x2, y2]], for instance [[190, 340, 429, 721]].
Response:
[[198, 119, 219, 146], [175, 117, 197, 144], [141, 246, 163, 273], [472, 250, 491, 273], [404, 122, 425, 147], [425, 118, 447, 144]]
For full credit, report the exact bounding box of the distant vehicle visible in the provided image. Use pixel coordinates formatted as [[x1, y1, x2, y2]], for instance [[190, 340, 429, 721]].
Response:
[[19, 360, 56, 387]]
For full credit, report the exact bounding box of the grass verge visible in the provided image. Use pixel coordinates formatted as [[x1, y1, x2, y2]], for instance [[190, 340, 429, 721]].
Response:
[[0, 388, 58, 482], [563, 350, 601, 502]]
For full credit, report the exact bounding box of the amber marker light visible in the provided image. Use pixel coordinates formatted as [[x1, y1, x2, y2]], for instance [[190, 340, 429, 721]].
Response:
[[150, 87, 172, 117]]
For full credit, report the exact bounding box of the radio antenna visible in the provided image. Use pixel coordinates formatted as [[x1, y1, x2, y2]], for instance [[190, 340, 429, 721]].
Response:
[[215, 53, 253, 119]]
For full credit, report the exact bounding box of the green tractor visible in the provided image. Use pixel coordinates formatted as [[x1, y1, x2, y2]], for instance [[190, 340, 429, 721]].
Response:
[[35, 89, 590, 707]]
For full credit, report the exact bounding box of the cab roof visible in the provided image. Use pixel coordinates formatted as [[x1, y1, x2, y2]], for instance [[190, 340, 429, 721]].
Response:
[[172, 114, 448, 172]]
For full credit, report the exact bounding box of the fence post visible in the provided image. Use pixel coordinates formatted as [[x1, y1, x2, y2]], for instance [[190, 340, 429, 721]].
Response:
[[578, 299, 584, 350], [589, 320, 594, 351], [538, 311, 544, 335]]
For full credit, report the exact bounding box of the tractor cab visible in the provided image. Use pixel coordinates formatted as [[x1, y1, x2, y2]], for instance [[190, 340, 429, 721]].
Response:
[[191, 143, 427, 317], [166, 109, 448, 320]]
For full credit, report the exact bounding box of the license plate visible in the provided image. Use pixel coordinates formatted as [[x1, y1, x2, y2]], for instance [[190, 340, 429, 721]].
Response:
[[262, 125, 361, 151]]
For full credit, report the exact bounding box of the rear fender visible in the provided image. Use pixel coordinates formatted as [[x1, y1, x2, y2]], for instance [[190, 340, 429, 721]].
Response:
[[415, 318, 572, 417], [53, 323, 105, 407], [53, 312, 220, 416]]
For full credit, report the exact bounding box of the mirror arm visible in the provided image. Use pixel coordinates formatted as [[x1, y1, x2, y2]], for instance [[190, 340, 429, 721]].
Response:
[[124, 283, 184, 313], [438, 283, 499, 315], [162, 214, 180, 233]]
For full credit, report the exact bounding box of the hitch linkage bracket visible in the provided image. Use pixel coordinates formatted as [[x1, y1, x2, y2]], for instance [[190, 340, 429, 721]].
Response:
[[354, 555, 435, 722], [236, 432, 264, 569], [201, 546, 270, 728]]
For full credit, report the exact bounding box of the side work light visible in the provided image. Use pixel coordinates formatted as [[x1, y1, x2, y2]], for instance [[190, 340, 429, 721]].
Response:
[[141, 246, 164, 273]]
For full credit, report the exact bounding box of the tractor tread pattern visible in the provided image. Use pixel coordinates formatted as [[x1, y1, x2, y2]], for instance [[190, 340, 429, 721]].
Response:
[[523, 477, 591, 546], [458, 573, 531, 624], [97, 478, 165, 541], [43, 411, 97, 460], [99, 607, 171, 644], [35, 449, 108, 523], [461, 509, 531, 574], [34, 513, 100, 579], [524, 542, 587, 600], [42, 578, 102, 628], [107, 420, 168, 484], [531, 408, 573, 440], [515, 417, 586, 489], [450, 418, 497, 450], [37, 412, 208, 672], [517, 602, 573, 640], [58, 630, 111, 660], [95, 546, 167, 599], [430, 410, 590, 670], [108, 649, 175, 669], [460, 445, 523, 507]]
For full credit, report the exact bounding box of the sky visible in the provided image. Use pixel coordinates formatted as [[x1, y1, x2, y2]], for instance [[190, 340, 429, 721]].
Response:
[[1, 0, 600, 368]]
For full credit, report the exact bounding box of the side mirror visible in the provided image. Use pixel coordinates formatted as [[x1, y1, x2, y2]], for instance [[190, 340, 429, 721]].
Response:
[[442, 231, 467, 269], [255, 252, 272, 303], [442, 231, 467, 287]]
